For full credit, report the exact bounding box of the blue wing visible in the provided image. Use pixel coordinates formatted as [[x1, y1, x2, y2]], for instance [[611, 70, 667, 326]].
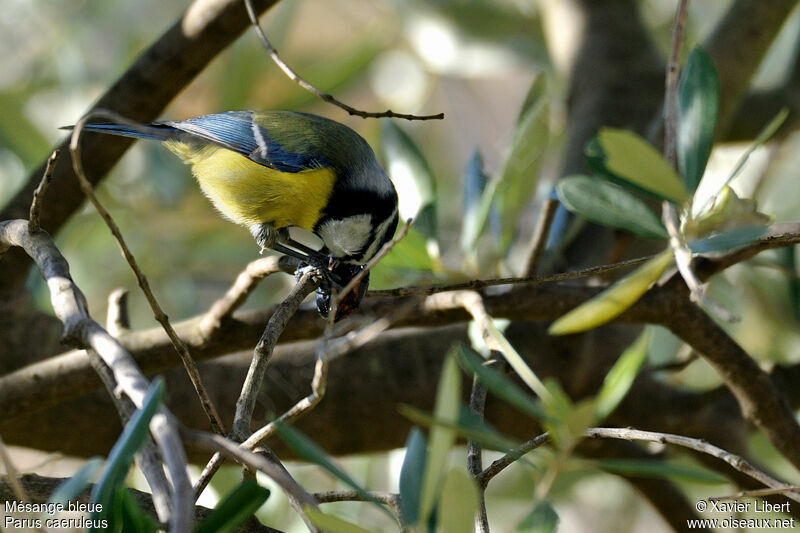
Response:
[[79, 111, 330, 173], [168, 111, 329, 173]]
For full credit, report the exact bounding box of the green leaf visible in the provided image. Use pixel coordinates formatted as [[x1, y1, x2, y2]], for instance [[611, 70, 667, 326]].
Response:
[[90, 378, 165, 532], [494, 75, 550, 252], [556, 175, 667, 239], [274, 423, 392, 518], [46, 457, 103, 510], [597, 128, 688, 204], [688, 226, 767, 255], [194, 480, 270, 533], [595, 330, 650, 421], [436, 468, 480, 533], [399, 428, 427, 526], [382, 120, 438, 245], [419, 350, 461, 526], [541, 382, 595, 450], [461, 150, 490, 254], [453, 344, 545, 420], [723, 107, 789, 190], [549, 249, 674, 335], [678, 46, 719, 193], [398, 404, 520, 454], [117, 488, 158, 533], [517, 501, 559, 533], [304, 507, 374, 533], [595, 458, 728, 485], [369, 227, 436, 289]]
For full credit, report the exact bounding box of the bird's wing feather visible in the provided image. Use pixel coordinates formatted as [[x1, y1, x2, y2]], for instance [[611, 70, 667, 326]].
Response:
[[168, 111, 327, 173]]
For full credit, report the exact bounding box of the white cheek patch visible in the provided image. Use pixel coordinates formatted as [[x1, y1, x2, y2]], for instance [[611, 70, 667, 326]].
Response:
[[317, 215, 373, 258], [360, 207, 398, 262]]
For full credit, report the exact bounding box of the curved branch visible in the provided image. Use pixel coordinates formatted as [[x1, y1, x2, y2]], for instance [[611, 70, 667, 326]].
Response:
[[0, 219, 192, 533], [0, 0, 279, 290]]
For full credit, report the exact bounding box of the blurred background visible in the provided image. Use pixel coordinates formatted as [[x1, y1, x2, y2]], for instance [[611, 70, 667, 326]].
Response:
[[3, 0, 800, 531]]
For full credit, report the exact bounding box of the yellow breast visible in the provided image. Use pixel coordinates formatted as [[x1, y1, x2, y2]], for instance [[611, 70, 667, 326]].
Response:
[[164, 141, 336, 231]]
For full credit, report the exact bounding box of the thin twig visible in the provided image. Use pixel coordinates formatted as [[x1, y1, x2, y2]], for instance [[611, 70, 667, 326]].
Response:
[[183, 428, 318, 510], [70, 109, 226, 437], [195, 294, 413, 498], [478, 433, 549, 489], [467, 372, 490, 533], [200, 255, 293, 332], [523, 198, 559, 277], [448, 290, 551, 402], [313, 490, 403, 525], [369, 254, 655, 298], [28, 150, 59, 233], [84, 348, 172, 521], [0, 219, 192, 533], [710, 486, 800, 502], [231, 269, 320, 440], [242, 0, 443, 121], [584, 427, 800, 502]]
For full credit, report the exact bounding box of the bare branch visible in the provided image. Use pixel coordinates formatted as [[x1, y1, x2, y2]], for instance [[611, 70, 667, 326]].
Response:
[[5, 224, 800, 422], [242, 0, 443, 121], [231, 269, 320, 440], [70, 109, 226, 437], [200, 255, 292, 332], [585, 427, 800, 502], [0, 219, 192, 533], [28, 150, 59, 234]]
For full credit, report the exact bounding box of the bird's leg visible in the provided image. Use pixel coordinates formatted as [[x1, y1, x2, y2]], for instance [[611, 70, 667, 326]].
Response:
[[250, 223, 283, 253]]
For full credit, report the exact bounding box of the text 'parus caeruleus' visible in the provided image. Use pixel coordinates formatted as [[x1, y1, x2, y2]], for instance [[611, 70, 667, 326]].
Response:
[[78, 110, 399, 320]]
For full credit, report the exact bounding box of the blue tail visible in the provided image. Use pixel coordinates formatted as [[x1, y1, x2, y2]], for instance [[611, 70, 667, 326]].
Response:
[[62, 122, 181, 141]]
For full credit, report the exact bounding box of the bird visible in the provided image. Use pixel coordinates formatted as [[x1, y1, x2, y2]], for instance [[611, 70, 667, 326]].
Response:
[[76, 110, 399, 319]]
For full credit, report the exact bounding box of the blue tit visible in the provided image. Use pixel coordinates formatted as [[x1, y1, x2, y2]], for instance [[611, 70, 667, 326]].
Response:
[[78, 110, 399, 319]]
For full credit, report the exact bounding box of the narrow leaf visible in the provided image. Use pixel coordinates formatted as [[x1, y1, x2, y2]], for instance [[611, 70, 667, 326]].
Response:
[[194, 480, 270, 533], [461, 150, 490, 253], [688, 226, 767, 255], [90, 378, 165, 532], [495, 76, 550, 252], [46, 457, 103, 509], [398, 404, 520, 453], [274, 423, 392, 518], [678, 46, 719, 193], [419, 351, 461, 526], [399, 428, 427, 526], [117, 488, 159, 533], [436, 468, 479, 533], [722, 107, 789, 190], [382, 120, 438, 243], [549, 249, 674, 335], [595, 330, 650, 421], [453, 344, 545, 420], [598, 128, 688, 204], [305, 507, 374, 533], [517, 501, 559, 533], [595, 458, 727, 485], [556, 175, 667, 239]]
